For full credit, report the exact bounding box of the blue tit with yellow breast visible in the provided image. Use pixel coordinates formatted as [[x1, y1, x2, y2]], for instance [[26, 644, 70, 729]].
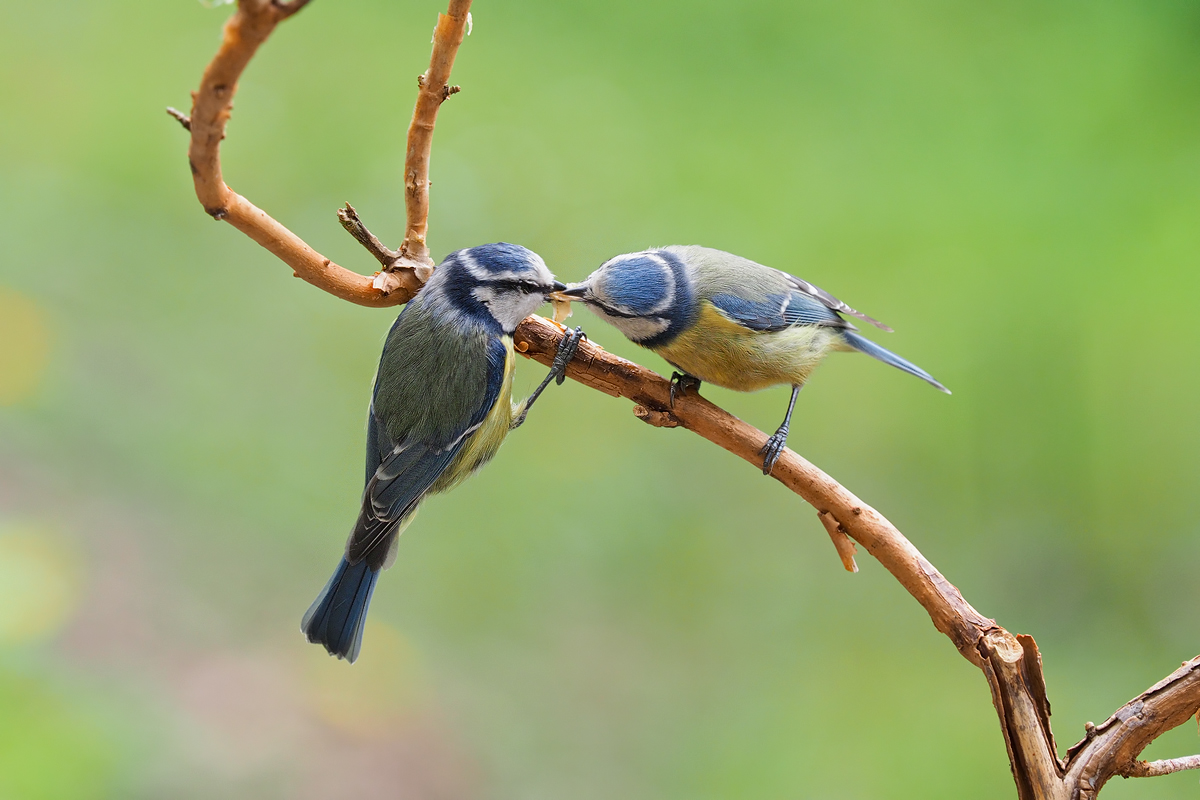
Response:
[[560, 245, 948, 474], [303, 243, 583, 662]]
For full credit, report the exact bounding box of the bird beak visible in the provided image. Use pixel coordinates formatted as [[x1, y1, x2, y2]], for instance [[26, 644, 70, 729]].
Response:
[[550, 280, 568, 293], [557, 284, 589, 299]]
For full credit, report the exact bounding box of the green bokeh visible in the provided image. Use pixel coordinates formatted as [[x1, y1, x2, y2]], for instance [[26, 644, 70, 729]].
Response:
[[2, 0, 1199, 797]]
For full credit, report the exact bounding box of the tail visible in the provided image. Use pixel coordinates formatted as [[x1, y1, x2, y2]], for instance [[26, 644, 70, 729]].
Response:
[[841, 331, 951, 394], [301, 557, 379, 663]]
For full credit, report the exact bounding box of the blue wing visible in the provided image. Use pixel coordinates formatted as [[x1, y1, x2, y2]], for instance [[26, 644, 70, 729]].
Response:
[[709, 290, 854, 332], [347, 336, 508, 568]]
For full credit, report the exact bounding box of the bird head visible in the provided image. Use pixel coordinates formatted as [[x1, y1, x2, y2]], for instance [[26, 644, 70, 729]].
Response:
[[559, 250, 691, 344], [430, 243, 565, 334]]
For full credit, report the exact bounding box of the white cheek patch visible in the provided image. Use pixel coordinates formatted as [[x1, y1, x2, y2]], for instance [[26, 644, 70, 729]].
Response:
[[588, 305, 669, 342], [473, 287, 544, 332]]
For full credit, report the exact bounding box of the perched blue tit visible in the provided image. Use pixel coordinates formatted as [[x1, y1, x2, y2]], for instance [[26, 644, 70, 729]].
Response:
[[560, 246, 948, 473], [303, 243, 583, 662]]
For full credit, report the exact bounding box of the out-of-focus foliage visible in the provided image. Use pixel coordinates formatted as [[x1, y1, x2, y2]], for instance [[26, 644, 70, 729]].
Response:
[[1, 0, 1198, 797]]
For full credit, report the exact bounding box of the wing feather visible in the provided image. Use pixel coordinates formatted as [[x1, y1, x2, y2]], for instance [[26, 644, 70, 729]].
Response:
[[709, 290, 854, 332], [782, 274, 892, 332], [347, 336, 508, 567]]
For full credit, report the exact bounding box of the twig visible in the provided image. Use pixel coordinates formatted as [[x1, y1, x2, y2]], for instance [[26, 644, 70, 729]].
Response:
[[177, 0, 470, 304], [817, 510, 859, 572], [337, 203, 399, 268], [175, 3, 1200, 797], [399, 0, 471, 265], [166, 107, 191, 131], [1121, 754, 1200, 778]]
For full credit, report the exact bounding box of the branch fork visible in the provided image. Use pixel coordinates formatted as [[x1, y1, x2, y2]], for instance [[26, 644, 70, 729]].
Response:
[[174, 2, 1200, 796]]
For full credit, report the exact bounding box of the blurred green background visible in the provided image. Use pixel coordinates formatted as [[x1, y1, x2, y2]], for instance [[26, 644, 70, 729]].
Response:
[[2, 0, 1199, 797]]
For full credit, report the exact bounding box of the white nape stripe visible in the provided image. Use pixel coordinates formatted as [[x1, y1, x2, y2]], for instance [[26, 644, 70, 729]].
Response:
[[459, 249, 491, 281], [460, 249, 546, 283]]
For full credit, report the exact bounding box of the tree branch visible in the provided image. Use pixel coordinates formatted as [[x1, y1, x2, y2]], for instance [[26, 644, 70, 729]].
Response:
[[174, 3, 1200, 797], [337, 203, 399, 268], [1121, 753, 1200, 778], [179, 0, 472, 305], [1064, 656, 1200, 795], [400, 0, 471, 265]]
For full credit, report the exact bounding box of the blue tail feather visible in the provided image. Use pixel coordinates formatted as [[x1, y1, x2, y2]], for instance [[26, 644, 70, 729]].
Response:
[[841, 331, 951, 394], [301, 557, 379, 663]]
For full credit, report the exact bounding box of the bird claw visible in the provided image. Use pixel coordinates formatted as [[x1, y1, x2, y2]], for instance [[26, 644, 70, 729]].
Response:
[[550, 326, 585, 385], [669, 372, 701, 407], [759, 426, 789, 475]]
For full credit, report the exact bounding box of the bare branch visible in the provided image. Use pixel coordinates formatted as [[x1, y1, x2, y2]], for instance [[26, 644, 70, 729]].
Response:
[[514, 315, 1000, 666], [165, 106, 191, 130], [179, 0, 470, 305], [1064, 656, 1200, 795], [512, 315, 1200, 799], [399, 0, 472, 264], [337, 203, 399, 268], [1121, 754, 1200, 778], [817, 509, 859, 573]]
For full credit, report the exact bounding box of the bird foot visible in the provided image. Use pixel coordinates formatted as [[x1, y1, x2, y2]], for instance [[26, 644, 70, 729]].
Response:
[[759, 426, 789, 475], [669, 372, 702, 407], [550, 327, 585, 385]]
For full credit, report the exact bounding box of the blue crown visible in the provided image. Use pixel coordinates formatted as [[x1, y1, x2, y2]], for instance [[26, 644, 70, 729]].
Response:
[[598, 251, 685, 316]]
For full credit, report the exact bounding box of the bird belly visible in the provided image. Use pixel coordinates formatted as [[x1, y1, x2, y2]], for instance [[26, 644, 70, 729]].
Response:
[[653, 303, 839, 392], [430, 337, 517, 494]]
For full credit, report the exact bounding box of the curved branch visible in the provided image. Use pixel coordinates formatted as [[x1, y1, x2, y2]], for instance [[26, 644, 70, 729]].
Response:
[[180, 0, 471, 306], [512, 315, 1200, 799], [513, 316, 998, 665]]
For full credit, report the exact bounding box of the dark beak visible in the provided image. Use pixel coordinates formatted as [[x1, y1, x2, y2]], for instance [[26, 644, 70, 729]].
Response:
[[558, 285, 589, 298], [550, 280, 568, 292]]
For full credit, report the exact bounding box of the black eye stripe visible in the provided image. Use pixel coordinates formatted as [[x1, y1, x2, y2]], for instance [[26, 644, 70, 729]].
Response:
[[480, 278, 545, 292]]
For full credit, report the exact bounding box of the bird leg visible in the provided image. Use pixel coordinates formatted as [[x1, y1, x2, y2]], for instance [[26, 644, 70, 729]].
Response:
[[760, 384, 802, 475], [512, 327, 585, 429], [669, 372, 702, 407]]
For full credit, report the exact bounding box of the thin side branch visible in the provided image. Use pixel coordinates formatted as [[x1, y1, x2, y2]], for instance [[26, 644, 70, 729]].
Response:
[[817, 509, 859, 573], [1121, 754, 1200, 778], [337, 203, 399, 268], [166, 107, 191, 130]]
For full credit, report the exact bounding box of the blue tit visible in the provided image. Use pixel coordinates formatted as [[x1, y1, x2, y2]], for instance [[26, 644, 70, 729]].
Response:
[[303, 243, 583, 662], [561, 245, 948, 474]]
